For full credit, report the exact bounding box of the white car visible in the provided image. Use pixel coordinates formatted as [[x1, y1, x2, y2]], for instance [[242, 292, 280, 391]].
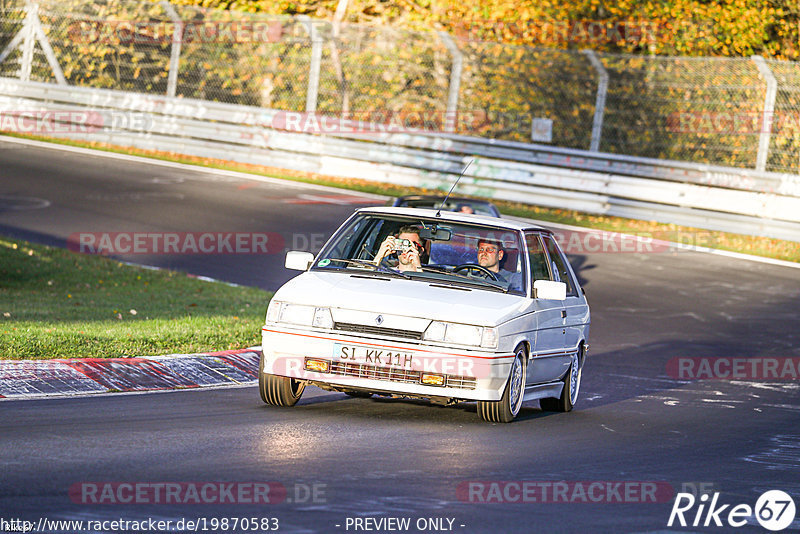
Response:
[[260, 207, 590, 422]]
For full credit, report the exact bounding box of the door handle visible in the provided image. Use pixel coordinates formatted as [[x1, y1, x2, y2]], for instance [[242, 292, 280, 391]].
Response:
[[561, 310, 567, 318]]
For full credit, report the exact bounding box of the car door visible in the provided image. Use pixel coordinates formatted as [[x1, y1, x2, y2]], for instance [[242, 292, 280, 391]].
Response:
[[524, 232, 568, 384], [542, 234, 588, 353]]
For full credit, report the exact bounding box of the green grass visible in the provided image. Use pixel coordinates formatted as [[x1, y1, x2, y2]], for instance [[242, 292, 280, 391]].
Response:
[[0, 237, 271, 360], [4, 132, 800, 263]]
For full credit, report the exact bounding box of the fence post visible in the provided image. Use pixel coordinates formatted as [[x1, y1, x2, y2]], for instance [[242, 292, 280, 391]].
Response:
[[19, 2, 37, 82], [0, 3, 66, 84], [160, 1, 182, 98], [437, 31, 462, 133], [0, 32, 24, 68], [31, 9, 66, 84], [300, 16, 322, 113], [582, 49, 608, 152], [751, 55, 777, 172]]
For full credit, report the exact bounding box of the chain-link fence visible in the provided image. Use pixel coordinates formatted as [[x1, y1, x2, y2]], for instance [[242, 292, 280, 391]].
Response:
[[457, 43, 598, 149], [767, 59, 800, 174], [2, 0, 800, 174], [599, 55, 767, 169]]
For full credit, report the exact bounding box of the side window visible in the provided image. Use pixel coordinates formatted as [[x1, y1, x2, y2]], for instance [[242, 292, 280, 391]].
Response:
[[319, 216, 385, 262], [524, 232, 551, 289], [542, 235, 578, 297]]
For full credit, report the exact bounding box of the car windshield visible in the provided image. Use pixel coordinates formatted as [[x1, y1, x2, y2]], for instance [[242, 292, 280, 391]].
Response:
[[312, 213, 526, 295]]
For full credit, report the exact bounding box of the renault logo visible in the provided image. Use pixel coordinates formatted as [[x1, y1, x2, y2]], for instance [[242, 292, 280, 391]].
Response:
[[375, 315, 384, 325]]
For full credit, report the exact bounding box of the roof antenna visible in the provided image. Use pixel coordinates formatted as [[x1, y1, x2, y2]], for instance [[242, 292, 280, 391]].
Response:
[[436, 158, 474, 218]]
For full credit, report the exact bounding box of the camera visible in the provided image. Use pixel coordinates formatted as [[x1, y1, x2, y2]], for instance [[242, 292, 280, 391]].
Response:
[[393, 238, 418, 254]]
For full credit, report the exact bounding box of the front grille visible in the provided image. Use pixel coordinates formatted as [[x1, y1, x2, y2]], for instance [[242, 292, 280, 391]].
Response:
[[330, 361, 421, 384], [333, 322, 423, 340], [327, 360, 477, 390], [444, 375, 478, 389]]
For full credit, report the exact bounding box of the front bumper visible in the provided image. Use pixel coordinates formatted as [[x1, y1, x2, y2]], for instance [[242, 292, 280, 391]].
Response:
[[262, 324, 515, 401]]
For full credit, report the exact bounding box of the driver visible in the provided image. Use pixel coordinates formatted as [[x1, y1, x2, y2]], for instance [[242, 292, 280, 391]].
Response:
[[476, 238, 522, 291], [374, 225, 426, 273]]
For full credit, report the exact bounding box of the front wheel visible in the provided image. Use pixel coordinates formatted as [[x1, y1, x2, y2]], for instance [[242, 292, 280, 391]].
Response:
[[259, 352, 305, 407], [478, 346, 526, 423], [540, 347, 582, 412]]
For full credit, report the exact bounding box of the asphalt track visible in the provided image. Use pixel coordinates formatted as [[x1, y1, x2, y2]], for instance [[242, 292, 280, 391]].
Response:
[[1, 137, 800, 533]]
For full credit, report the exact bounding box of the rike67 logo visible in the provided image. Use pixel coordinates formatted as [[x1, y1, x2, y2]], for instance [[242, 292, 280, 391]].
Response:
[[668, 490, 796, 531]]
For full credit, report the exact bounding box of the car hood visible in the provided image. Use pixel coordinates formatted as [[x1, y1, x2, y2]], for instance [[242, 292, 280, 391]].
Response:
[[273, 271, 528, 326]]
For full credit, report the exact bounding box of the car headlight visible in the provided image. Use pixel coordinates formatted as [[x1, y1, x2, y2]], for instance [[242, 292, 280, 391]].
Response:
[[266, 301, 333, 329], [281, 303, 316, 325], [423, 321, 498, 349], [445, 323, 483, 345], [423, 321, 447, 342]]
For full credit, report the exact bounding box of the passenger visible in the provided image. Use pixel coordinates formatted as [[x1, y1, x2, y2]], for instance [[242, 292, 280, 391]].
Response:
[[374, 225, 426, 272], [476, 238, 522, 290]]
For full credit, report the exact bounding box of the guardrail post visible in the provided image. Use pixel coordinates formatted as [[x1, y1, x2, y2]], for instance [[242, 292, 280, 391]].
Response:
[[19, 2, 37, 82], [751, 55, 777, 172], [160, 1, 182, 98], [582, 49, 608, 152], [300, 16, 322, 113], [437, 31, 462, 133]]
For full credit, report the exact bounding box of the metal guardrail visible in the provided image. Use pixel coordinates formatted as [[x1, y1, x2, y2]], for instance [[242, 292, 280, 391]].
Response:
[[1, 77, 799, 242]]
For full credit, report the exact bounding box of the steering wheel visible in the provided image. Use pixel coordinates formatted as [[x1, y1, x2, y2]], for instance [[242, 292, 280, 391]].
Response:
[[453, 263, 498, 281]]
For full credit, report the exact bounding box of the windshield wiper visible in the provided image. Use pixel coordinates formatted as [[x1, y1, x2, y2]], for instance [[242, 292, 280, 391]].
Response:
[[323, 258, 410, 278], [449, 276, 509, 293], [419, 264, 450, 273]]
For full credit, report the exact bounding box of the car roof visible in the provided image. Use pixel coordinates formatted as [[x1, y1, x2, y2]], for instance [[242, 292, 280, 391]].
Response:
[[356, 206, 550, 232], [396, 195, 494, 205]]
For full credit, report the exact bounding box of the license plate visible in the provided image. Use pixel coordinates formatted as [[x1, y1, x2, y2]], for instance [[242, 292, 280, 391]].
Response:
[[334, 343, 414, 370]]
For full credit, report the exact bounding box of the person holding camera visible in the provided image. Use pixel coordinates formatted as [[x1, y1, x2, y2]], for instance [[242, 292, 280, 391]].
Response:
[[374, 225, 426, 273]]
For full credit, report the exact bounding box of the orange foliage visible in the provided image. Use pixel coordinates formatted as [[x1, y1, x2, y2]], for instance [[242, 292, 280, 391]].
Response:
[[166, 0, 800, 60]]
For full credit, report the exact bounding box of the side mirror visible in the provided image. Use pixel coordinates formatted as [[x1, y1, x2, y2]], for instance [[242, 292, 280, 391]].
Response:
[[285, 251, 315, 271], [533, 280, 566, 300]]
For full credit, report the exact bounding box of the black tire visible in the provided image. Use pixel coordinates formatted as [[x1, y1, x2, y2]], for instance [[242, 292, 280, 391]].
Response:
[[478, 345, 526, 423], [540, 347, 582, 412], [258, 352, 305, 406]]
